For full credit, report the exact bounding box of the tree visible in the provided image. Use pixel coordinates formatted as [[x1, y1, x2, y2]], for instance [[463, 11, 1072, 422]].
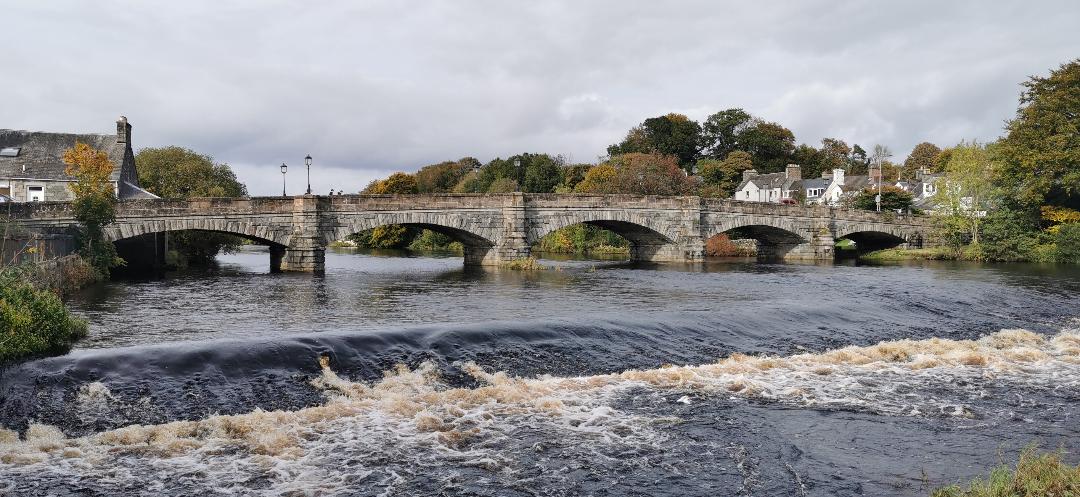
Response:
[[849, 144, 870, 174], [819, 138, 852, 172], [846, 185, 913, 212], [63, 142, 121, 276], [904, 142, 942, 179], [997, 58, 1080, 211], [487, 177, 520, 193], [699, 151, 752, 198], [575, 152, 698, 195], [792, 144, 824, 180], [414, 158, 476, 193], [700, 108, 754, 160], [941, 140, 997, 244], [364, 172, 418, 194], [608, 113, 702, 169], [521, 154, 563, 193], [738, 121, 795, 173], [136, 147, 250, 265]]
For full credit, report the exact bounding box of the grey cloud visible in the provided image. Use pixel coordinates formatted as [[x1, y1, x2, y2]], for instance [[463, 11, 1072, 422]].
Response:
[[1, 0, 1077, 194]]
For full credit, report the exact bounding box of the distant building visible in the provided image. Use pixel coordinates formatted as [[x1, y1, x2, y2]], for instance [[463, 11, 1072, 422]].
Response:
[[734, 164, 803, 203], [0, 117, 156, 202], [812, 167, 880, 206]]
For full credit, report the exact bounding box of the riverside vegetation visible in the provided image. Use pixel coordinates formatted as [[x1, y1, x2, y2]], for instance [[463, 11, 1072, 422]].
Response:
[[930, 447, 1079, 497]]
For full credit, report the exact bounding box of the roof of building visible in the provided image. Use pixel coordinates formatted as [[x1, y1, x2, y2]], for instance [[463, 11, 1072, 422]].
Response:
[[802, 178, 827, 190], [0, 129, 126, 181], [737, 172, 802, 192], [840, 175, 873, 191]]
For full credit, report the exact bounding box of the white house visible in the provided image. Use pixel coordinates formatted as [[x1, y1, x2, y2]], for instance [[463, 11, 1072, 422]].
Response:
[[734, 164, 803, 203]]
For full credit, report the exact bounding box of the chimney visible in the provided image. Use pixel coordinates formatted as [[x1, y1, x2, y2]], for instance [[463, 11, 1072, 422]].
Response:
[[915, 168, 926, 180], [785, 164, 801, 180], [742, 169, 758, 182], [869, 164, 881, 181], [832, 168, 845, 185], [116, 116, 131, 144]]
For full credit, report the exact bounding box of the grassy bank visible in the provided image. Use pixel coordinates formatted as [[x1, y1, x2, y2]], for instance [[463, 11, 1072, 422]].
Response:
[[860, 247, 973, 262], [0, 263, 89, 364], [931, 447, 1079, 496]]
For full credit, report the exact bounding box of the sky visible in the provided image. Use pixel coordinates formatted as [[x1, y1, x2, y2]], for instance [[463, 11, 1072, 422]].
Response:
[[2, 1, 1077, 196]]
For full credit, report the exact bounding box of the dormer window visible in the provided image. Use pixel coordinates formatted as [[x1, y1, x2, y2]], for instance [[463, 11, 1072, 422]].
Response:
[[0, 147, 19, 157]]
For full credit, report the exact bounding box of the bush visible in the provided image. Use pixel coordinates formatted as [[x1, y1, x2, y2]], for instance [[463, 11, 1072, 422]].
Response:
[[1056, 223, 1080, 263], [407, 229, 464, 252], [978, 210, 1044, 262], [931, 447, 1079, 497], [0, 268, 88, 364]]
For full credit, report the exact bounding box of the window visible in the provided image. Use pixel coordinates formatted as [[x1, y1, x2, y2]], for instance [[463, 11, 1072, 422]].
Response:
[[27, 185, 44, 202], [0, 147, 19, 157]]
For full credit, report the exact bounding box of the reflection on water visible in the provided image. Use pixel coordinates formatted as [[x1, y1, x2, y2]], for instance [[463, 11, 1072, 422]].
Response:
[[2, 246, 1078, 496]]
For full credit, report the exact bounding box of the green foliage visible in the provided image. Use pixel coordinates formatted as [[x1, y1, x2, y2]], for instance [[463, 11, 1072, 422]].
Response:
[[522, 154, 563, 193], [738, 121, 796, 173], [348, 224, 415, 249], [534, 224, 629, 254], [609, 113, 702, 168], [136, 147, 248, 198], [407, 230, 463, 252], [0, 267, 88, 364], [136, 147, 249, 266], [699, 151, 752, 198], [487, 177, 520, 193], [700, 108, 753, 160], [905, 142, 943, 178], [977, 210, 1044, 262], [1055, 223, 1080, 263], [501, 257, 546, 270], [996, 58, 1080, 210], [63, 142, 121, 276], [847, 185, 914, 212], [930, 446, 1079, 497], [940, 140, 999, 244], [575, 153, 698, 196]]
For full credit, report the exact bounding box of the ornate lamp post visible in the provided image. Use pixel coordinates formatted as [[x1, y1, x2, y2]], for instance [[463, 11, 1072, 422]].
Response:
[[305, 155, 312, 195], [280, 163, 288, 197]]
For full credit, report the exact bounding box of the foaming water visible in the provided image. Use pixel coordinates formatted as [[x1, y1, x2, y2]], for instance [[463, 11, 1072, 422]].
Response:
[[2, 327, 1078, 496]]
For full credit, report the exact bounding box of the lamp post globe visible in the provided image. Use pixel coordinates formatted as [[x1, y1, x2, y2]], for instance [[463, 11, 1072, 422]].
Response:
[[305, 155, 312, 195], [280, 163, 288, 197]]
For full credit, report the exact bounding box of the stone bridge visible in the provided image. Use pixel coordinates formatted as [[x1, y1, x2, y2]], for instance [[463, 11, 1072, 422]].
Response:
[[4, 194, 935, 272]]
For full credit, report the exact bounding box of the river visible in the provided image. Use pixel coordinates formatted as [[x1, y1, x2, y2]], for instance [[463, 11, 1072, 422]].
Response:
[[1, 246, 1078, 496]]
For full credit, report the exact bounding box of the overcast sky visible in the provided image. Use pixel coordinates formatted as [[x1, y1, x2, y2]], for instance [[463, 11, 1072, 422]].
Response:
[[2, 1, 1077, 195]]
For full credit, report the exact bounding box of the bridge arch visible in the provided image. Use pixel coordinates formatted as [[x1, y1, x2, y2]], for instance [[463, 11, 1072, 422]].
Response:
[[835, 223, 917, 253], [327, 212, 501, 265], [703, 217, 810, 260], [105, 219, 291, 247], [529, 211, 681, 262]]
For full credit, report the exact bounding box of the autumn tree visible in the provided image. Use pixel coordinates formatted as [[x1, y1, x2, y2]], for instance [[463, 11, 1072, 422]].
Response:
[[136, 147, 249, 265], [415, 158, 478, 193], [904, 142, 942, 178], [363, 172, 418, 194], [940, 141, 998, 244], [699, 151, 752, 198], [63, 142, 121, 275], [575, 153, 697, 196]]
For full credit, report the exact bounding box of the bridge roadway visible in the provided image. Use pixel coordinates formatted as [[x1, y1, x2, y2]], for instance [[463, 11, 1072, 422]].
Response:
[[5, 193, 935, 273]]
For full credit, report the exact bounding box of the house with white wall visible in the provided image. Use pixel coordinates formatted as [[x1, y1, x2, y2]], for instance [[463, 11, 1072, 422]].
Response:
[[734, 164, 803, 203]]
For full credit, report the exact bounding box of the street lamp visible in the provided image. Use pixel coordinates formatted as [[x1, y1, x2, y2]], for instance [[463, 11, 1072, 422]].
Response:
[[514, 158, 522, 192], [305, 155, 312, 195], [280, 163, 288, 197]]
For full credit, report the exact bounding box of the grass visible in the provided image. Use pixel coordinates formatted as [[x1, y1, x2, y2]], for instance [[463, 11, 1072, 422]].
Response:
[[860, 247, 971, 262], [501, 257, 546, 270], [931, 447, 1080, 497]]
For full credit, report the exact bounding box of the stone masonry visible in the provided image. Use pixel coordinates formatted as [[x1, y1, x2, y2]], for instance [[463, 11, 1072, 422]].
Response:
[[4, 193, 936, 273]]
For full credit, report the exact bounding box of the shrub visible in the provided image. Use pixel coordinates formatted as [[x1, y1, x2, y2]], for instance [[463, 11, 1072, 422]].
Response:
[[501, 257, 546, 270], [0, 267, 88, 364], [1056, 223, 1080, 263], [931, 447, 1080, 497]]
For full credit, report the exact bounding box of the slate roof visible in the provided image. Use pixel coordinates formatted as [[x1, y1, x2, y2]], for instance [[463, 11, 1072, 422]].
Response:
[[737, 172, 802, 192], [0, 129, 126, 181], [802, 178, 827, 190], [841, 175, 873, 191]]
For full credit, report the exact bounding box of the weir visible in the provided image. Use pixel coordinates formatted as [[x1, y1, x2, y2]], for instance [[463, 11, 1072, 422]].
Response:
[[1, 193, 935, 273]]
